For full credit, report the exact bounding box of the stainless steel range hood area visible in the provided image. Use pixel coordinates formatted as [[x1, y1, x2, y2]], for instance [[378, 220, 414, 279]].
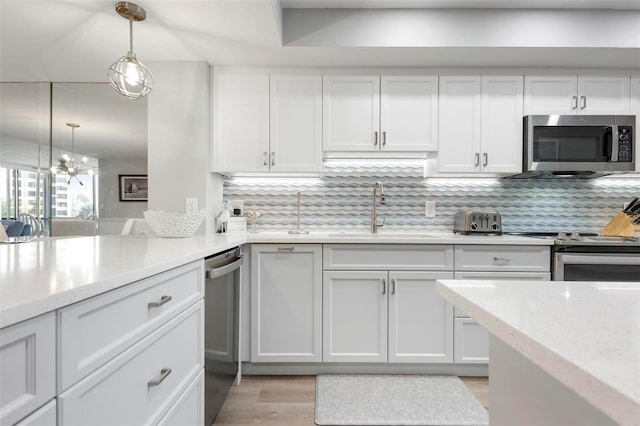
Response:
[[505, 115, 636, 179]]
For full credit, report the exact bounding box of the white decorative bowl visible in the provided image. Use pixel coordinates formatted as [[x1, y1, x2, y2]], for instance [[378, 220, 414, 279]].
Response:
[[143, 209, 206, 238]]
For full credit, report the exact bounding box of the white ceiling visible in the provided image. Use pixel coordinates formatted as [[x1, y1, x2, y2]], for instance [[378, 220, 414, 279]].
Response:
[[1, 0, 639, 83], [1, 0, 638, 165]]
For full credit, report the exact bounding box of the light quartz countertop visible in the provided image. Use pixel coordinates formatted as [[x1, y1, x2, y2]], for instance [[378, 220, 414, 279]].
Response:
[[436, 279, 640, 426], [0, 232, 551, 329]]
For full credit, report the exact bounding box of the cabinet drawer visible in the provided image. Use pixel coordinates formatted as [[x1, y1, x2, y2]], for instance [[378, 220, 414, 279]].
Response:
[[59, 300, 204, 426], [0, 312, 55, 426], [323, 244, 454, 270], [454, 245, 550, 272], [58, 260, 204, 391], [157, 369, 204, 426], [453, 271, 551, 317]]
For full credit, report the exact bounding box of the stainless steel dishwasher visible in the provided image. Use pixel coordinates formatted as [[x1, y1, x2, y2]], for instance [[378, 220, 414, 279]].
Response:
[[204, 247, 243, 425]]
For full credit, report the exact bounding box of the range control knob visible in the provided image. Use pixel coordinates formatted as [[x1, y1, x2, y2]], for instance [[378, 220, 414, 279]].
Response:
[[619, 133, 629, 141], [470, 223, 478, 230], [491, 223, 500, 231]]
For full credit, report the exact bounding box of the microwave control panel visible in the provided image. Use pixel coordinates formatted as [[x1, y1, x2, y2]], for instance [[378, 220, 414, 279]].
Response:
[[617, 127, 633, 162]]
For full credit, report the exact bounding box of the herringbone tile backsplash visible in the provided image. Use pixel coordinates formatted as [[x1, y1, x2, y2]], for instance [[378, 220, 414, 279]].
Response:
[[223, 160, 640, 233]]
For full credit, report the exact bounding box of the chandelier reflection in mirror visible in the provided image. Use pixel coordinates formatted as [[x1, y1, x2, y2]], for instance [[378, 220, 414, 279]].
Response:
[[108, 2, 154, 99], [51, 123, 95, 187]]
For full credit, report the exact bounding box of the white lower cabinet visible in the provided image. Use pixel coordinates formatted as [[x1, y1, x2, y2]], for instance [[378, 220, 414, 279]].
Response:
[[15, 399, 56, 426], [453, 269, 551, 364], [251, 244, 323, 362], [321, 244, 455, 364], [0, 312, 55, 426], [58, 300, 204, 425], [157, 369, 204, 426], [323, 270, 454, 363]]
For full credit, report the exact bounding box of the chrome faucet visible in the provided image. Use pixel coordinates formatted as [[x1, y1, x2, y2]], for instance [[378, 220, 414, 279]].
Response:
[[289, 191, 309, 235], [371, 181, 386, 233]]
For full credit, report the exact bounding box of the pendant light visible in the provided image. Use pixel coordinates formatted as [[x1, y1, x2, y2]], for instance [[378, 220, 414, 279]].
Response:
[[51, 123, 94, 187], [108, 2, 154, 99]]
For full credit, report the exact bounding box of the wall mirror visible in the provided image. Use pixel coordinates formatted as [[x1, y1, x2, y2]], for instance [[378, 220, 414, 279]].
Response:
[[1, 82, 147, 237]]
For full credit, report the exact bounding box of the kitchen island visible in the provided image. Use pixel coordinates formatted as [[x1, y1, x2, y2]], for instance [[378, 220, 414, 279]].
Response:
[[436, 279, 640, 426]]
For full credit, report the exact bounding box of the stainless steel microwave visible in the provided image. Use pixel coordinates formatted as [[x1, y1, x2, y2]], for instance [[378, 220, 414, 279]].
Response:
[[519, 115, 635, 178]]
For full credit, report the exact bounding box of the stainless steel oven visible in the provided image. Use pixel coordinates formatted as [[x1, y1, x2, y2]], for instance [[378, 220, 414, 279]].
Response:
[[204, 247, 243, 425], [553, 237, 640, 282]]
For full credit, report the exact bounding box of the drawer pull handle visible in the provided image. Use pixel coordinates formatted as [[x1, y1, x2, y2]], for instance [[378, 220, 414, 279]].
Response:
[[277, 246, 294, 252], [148, 295, 172, 309], [382, 278, 386, 295], [494, 257, 511, 263], [147, 367, 172, 387]]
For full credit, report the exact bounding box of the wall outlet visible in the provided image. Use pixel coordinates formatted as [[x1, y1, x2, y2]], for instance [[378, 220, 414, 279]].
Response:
[[186, 198, 198, 214], [425, 201, 436, 218]]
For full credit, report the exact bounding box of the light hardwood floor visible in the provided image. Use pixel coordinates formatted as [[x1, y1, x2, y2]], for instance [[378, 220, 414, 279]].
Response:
[[213, 375, 488, 425]]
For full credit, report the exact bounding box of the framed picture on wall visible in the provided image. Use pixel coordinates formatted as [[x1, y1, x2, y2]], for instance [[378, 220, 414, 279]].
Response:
[[119, 175, 148, 202]]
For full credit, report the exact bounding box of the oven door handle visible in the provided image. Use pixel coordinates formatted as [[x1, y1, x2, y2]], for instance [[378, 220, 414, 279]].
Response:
[[559, 254, 640, 265], [206, 256, 244, 278]]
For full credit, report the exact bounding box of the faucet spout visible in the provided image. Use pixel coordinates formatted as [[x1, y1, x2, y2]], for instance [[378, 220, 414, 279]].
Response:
[[371, 181, 385, 233]]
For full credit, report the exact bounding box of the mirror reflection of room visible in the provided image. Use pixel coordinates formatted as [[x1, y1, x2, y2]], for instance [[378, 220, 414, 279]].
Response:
[[0, 82, 147, 238]]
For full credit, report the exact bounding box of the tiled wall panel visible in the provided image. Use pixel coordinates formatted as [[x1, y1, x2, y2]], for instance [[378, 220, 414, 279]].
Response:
[[223, 161, 640, 233]]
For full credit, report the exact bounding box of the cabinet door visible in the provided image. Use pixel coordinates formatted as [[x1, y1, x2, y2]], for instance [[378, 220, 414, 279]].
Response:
[[0, 313, 55, 426], [454, 318, 489, 364], [388, 271, 454, 363], [438, 76, 482, 172], [270, 75, 322, 172], [524, 75, 578, 115], [251, 244, 322, 362], [323, 271, 388, 362], [380, 76, 438, 152], [631, 76, 640, 172], [481, 76, 524, 174], [579, 76, 630, 115], [323, 76, 380, 151], [213, 74, 269, 172]]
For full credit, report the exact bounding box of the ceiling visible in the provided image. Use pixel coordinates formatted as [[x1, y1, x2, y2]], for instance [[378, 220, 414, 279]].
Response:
[[1, 0, 638, 165], [1, 0, 639, 83]]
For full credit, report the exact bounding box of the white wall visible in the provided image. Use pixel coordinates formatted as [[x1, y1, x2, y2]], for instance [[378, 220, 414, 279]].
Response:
[[147, 61, 222, 234], [98, 157, 148, 218]]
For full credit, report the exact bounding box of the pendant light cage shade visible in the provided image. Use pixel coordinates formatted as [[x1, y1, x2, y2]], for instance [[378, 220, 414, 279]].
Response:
[[108, 54, 154, 99], [108, 2, 154, 99]]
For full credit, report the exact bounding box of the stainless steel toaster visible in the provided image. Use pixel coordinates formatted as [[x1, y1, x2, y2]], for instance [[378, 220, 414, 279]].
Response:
[[453, 208, 502, 235]]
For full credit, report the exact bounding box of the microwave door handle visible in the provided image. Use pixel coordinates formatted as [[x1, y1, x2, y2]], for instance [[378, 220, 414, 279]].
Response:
[[610, 124, 619, 161]]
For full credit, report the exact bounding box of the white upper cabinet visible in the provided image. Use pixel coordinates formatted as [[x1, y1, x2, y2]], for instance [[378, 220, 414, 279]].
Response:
[[213, 74, 322, 173], [481, 76, 524, 174], [213, 74, 270, 173], [524, 75, 630, 115], [323, 75, 438, 152], [270, 75, 322, 172], [438, 75, 522, 174], [380, 76, 439, 151]]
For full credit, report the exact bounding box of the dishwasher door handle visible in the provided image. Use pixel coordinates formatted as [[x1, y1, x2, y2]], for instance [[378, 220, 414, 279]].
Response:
[[206, 256, 244, 279]]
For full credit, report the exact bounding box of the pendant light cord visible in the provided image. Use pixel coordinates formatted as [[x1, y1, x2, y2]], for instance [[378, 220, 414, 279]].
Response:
[[129, 14, 134, 55]]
